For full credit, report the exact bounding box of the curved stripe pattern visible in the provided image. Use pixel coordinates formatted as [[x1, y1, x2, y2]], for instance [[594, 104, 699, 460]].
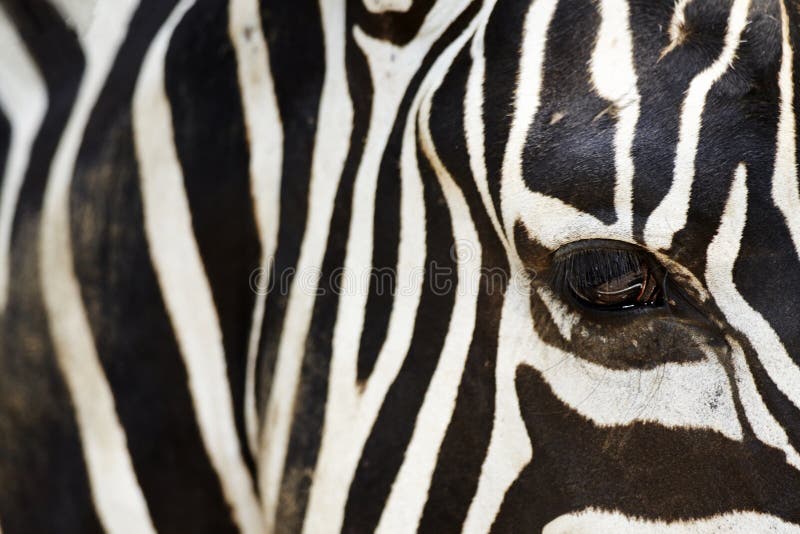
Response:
[[228, 0, 284, 459], [133, 1, 264, 532], [39, 0, 154, 531], [2, 0, 800, 532], [644, 0, 750, 250], [0, 7, 46, 312], [257, 0, 349, 529]]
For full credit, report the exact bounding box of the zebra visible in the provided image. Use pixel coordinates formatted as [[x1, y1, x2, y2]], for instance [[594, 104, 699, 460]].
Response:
[[1, 0, 800, 531]]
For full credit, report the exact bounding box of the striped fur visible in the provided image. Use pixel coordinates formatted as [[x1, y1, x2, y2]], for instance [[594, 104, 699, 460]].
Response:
[[1, 0, 799, 532]]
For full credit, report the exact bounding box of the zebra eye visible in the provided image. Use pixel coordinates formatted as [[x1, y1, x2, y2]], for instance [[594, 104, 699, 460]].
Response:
[[568, 261, 661, 309], [552, 242, 665, 311]]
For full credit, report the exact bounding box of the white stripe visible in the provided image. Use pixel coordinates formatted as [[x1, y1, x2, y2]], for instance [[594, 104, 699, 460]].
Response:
[[463, 9, 510, 252], [49, 0, 99, 36], [497, 0, 642, 252], [494, 0, 709, 286], [302, 4, 474, 532], [258, 0, 352, 528], [38, 0, 155, 532], [228, 0, 284, 460], [591, 0, 640, 238], [659, 0, 694, 59], [728, 337, 800, 470], [644, 0, 750, 250], [463, 270, 535, 534], [499, 0, 561, 254], [544, 509, 800, 533], [132, 2, 265, 532], [706, 164, 800, 438], [499, 0, 646, 252], [772, 0, 800, 268], [374, 16, 487, 532], [363, 0, 412, 13], [753, 0, 800, 468], [0, 7, 47, 312], [536, 286, 579, 341]]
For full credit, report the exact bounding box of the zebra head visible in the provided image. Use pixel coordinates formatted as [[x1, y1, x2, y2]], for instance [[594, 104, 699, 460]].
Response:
[[1, 0, 800, 532]]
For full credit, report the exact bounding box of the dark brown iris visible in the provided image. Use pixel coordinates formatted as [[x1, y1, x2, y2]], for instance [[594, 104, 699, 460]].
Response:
[[568, 262, 661, 309], [552, 241, 665, 311]]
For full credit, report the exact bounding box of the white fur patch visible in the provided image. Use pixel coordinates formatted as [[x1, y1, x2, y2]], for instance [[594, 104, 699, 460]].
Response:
[[363, 0, 413, 14], [660, 0, 694, 59], [544, 509, 800, 533], [591, 0, 640, 238]]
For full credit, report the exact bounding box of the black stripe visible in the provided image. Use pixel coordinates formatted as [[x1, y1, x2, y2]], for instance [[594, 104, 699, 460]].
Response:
[[0, 105, 9, 192], [630, 0, 730, 242], [165, 0, 261, 483], [523, 0, 617, 224], [273, 7, 372, 531], [0, 2, 102, 533], [481, 0, 529, 237], [491, 365, 800, 531], [254, 0, 325, 425], [791, 0, 800, 182], [356, 68, 402, 383], [69, 1, 238, 531], [417, 197, 506, 532]]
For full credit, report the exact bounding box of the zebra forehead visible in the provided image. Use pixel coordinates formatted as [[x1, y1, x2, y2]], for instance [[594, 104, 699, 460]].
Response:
[[477, 0, 786, 231]]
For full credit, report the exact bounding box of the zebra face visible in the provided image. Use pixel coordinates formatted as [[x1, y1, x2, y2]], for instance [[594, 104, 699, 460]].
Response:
[[421, 0, 800, 529], [4, 0, 800, 531]]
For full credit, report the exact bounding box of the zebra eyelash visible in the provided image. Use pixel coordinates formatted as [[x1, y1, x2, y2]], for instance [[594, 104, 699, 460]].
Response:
[[549, 242, 665, 310], [550, 246, 645, 290]]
